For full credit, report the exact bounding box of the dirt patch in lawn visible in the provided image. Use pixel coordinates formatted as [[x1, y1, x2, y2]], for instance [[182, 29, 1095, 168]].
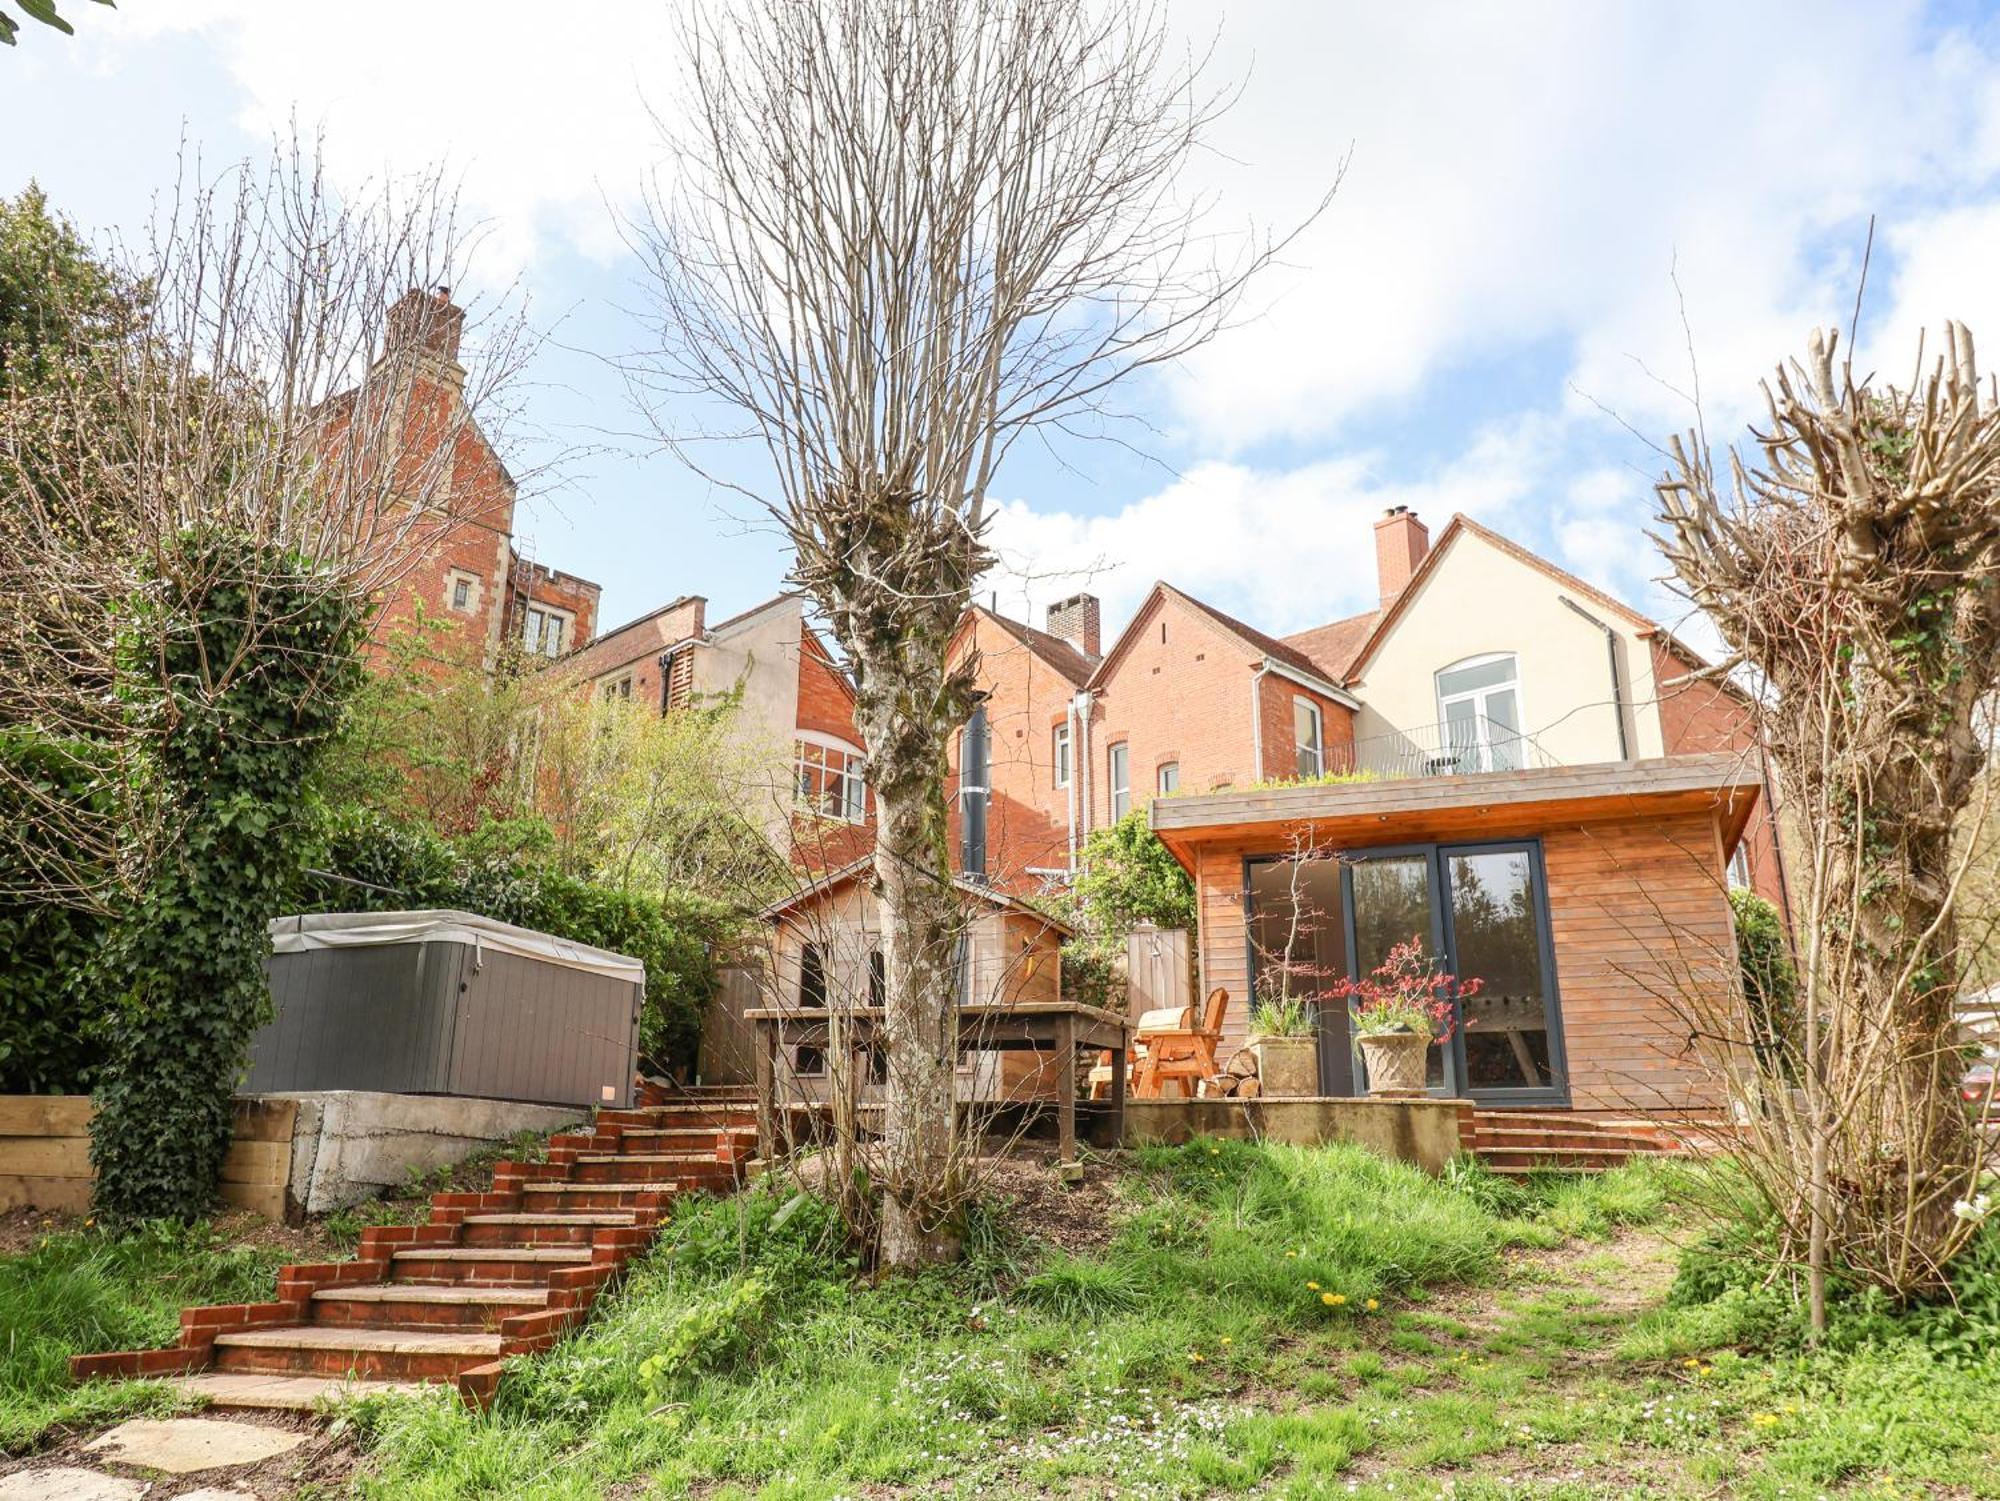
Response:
[[976, 1149, 1129, 1255]]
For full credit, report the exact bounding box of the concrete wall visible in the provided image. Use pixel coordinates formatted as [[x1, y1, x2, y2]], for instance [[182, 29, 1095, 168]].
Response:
[[1116, 1096, 1466, 1173], [1349, 527, 1661, 765], [275, 1091, 582, 1216]]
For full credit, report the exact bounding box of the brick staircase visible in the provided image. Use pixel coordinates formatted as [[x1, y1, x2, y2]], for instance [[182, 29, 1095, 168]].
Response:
[[70, 1092, 757, 1412], [1464, 1108, 1687, 1175]]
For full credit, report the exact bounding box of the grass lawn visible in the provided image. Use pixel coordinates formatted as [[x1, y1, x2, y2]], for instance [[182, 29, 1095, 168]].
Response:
[[7, 1139, 2000, 1498]]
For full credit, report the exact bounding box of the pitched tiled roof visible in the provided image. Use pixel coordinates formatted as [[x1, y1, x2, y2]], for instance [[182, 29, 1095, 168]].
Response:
[[979, 609, 1098, 685], [1282, 609, 1381, 683]]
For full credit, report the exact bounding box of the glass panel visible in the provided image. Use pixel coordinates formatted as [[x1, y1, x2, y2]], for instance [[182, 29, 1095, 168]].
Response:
[[1248, 857, 1343, 1026], [1447, 849, 1553, 1091], [1350, 855, 1444, 1089], [1293, 699, 1321, 777], [1109, 744, 1130, 820], [1438, 656, 1515, 698], [1441, 697, 1480, 772], [1484, 688, 1522, 771], [1157, 762, 1179, 794]]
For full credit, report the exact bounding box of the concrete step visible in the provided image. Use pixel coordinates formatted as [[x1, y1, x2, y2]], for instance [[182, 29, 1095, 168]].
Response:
[[212, 1324, 504, 1382], [390, 1246, 593, 1285], [1478, 1145, 1680, 1173], [458, 1211, 638, 1247], [1473, 1125, 1672, 1154], [312, 1283, 550, 1330], [168, 1370, 442, 1412]]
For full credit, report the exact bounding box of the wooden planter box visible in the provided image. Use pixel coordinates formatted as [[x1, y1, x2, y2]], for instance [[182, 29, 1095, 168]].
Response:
[[0, 1095, 297, 1219]]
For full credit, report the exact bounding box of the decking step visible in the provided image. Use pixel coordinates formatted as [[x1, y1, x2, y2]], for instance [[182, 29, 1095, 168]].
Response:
[[213, 1324, 503, 1380], [169, 1370, 441, 1412]]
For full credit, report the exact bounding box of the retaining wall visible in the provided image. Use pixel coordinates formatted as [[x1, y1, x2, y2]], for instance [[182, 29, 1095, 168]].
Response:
[[1115, 1096, 1470, 1173]]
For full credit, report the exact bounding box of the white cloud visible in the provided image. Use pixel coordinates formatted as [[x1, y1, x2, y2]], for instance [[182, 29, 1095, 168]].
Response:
[[984, 416, 1559, 636], [90, 1, 679, 286], [1155, 1, 2000, 450]]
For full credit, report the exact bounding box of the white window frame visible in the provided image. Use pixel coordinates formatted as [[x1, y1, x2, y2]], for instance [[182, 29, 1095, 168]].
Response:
[[794, 732, 868, 823], [601, 673, 633, 702], [1107, 742, 1131, 821], [1293, 697, 1324, 779], [1435, 652, 1523, 773], [1157, 760, 1179, 795], [522, 603, 574, 659], [1053, 722, 1071, 789], [1727, 842, 1751, 890]]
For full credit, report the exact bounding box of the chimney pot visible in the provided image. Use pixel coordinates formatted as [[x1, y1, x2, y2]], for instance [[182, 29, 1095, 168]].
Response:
[[1045, 592, 1102, 659], [1373, 508, 1430, 607]]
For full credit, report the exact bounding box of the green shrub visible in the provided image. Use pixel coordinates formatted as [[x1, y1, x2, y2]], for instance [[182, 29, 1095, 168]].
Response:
[[0, 734, 112, 1094], [1730, 888, 1799, 1076]]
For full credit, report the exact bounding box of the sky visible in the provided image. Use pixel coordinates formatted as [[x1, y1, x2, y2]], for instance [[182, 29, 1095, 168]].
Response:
[[6, 0, 2000, 648]]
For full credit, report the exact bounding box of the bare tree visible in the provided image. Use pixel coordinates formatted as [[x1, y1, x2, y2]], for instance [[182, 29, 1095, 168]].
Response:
[[632, 0, 1329, 1266], [1656, 323, 2000, 1320], [0, 136, 537, 908]]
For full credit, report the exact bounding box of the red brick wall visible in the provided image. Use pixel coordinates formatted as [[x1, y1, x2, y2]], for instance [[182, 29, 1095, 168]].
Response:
[[947, 612, 1078, 890], [508, 559, 601, 658], [1089, 593, 1357, 827], [1651, 638, 1788, 913], [344, 369, 518, 679], [796, 625, 860, 742], [558, 598, 706, 708], [1253, 672, 1357, 783]]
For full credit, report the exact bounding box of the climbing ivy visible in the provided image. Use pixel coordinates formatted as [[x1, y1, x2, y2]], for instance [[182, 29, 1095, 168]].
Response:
[[89, 533, 365, 1226]]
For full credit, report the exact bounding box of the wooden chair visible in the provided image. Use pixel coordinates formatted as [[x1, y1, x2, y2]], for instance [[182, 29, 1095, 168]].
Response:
[[1131, 988, 1230, 1099], [1088, 1004, 1189, 1100]]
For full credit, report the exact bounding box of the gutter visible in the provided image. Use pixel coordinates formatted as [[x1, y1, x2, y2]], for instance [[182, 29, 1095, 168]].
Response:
[[1260, 657, 1361, 711], [1249, 663, 1271, 780], [1559, 596, 1629, 762]]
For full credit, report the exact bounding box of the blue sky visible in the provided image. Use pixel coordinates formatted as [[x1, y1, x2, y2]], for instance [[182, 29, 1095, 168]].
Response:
[[7, 1, 2000, 648]]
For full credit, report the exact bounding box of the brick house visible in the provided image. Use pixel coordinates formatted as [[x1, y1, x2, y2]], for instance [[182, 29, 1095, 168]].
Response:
[[555, 591, 869, 863], [943, 507, 1788, 1118], [334, 288, 601, 677]]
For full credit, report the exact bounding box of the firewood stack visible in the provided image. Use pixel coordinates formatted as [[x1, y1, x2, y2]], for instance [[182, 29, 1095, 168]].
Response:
[[1199, 1046, 1262, 1099]]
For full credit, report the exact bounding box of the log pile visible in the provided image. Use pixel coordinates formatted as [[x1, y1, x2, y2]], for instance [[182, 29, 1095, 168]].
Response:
[[1199, 1046, 1262, 1099]]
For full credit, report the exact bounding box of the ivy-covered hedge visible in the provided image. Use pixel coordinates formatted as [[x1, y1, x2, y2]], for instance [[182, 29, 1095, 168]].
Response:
[[0, 733, 113, 1094], [1730, 887, 1799, 1078], [308, 808, 728, 1074]]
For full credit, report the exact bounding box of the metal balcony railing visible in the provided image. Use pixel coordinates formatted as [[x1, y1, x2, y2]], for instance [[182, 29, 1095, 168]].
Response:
[[1316, 715, 1557, 782]]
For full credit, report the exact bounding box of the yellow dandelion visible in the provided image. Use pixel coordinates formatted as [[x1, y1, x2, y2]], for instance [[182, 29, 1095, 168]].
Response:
[[1306, 1281, 1320, 1290], [1321, 1291, 1338, 1306], [1750, 1413, 1779, 1429], [1188, 1351, 1206, 1364], [1219, 1336, 1232, 1346], [1364, 1298, 1380, 1312], [1285, 1250, 1299, 1259], [1682, 1358, 1701, 1369]]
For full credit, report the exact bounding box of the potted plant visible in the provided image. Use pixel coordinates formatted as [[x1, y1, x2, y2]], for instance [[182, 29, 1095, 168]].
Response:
[[1247, 994, 1319, 1097], [1332, 937, 1479, 1098]]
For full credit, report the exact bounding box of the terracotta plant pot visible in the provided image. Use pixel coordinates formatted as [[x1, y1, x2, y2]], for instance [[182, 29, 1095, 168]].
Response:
[[1249, 1034, 1318, 1098], [1357, 1030, 1430, 1097]]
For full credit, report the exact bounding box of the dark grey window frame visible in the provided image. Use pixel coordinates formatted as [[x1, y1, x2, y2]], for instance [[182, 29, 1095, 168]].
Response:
[[1243, 836, 1571, 1107]]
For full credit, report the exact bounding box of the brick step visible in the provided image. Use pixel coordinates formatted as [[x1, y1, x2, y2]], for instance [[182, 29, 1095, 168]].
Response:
[[615, 1125, 756, 1146], [390, 1246, 594, 1285], [212, 1324, 504, 1382], [519, 1182, 680, 1212], [458, 1212, 639, 1247], [572, 1152, 741, 1185], [312, 1284, 550, 1330], [167, 1370, 442, 1412]]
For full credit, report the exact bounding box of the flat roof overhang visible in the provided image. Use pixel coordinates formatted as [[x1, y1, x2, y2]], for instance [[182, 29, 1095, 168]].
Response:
[[1148, 751, 1766, 869]]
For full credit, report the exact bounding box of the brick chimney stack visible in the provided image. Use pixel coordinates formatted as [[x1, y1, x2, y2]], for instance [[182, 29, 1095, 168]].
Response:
[[1046, 592, 1102, 659], [384, 286, 465, 369], [1373, 506, 1430, 606]]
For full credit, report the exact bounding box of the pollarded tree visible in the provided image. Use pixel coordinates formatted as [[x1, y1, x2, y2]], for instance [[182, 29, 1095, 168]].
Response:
[[1656, 323, 2000, 1320], [633, 0, 1329, 1265]]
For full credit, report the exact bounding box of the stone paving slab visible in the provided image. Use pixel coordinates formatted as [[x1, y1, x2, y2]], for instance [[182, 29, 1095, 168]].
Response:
[[0, 1468, 144, 1500], [86, 1416, 302, 1474]]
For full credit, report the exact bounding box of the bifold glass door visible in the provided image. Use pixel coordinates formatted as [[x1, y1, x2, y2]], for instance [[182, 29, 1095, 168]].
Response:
[[1245, 839, 1569, 1104]]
